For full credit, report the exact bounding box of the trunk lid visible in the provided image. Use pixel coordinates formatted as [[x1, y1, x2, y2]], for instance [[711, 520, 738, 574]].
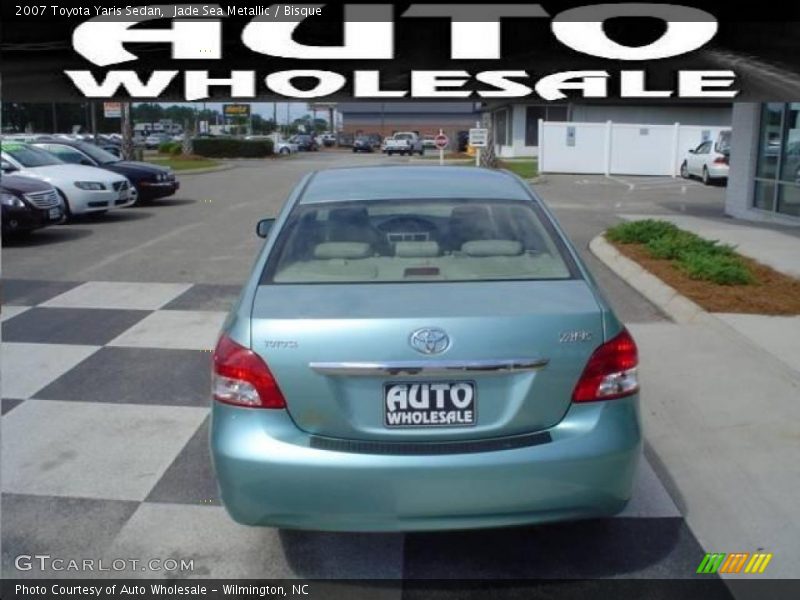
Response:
[[251, 280, 603, 441]]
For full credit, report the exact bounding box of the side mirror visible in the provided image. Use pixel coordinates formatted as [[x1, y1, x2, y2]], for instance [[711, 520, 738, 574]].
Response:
[[1, 160, 18, 173], [256, 218, 275, 238], [688, 149, 696, 154]]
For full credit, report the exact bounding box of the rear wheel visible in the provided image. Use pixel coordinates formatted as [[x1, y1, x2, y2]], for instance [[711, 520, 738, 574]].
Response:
[[702, 166, 711, 185], [280, 147, 290, 155]]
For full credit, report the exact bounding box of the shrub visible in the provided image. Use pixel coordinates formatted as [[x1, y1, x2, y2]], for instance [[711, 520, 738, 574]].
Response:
[[607, 219, 754, 286], [169, 143, 183, 155], [192, 138, 273, 158], [606, 219, 679, 244], [646, 230, 735, 260], [158, 141, 180, 154], [678, 252, 754, 285]]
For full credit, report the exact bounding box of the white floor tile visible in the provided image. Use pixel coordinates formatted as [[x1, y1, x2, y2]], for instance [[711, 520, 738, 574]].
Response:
[[106, 503, 404, 579], [1, 342, 99, 398], [42, 281, 192, 311], [108, 310, 226, 351], [2, 399, 208, 501], [1, 305, 31, 323]]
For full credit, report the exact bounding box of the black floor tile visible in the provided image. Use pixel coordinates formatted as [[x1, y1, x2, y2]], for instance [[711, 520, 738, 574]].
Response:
[[1, 398, 25, 415], [1, 279, 82, 306], [403, 518, 713, 579], [1, 493, 139, 577], [162, 284, 241, 312], [2, 307, 150, 345], [146, 417, 219, 506], [33, 347, 212, 406]]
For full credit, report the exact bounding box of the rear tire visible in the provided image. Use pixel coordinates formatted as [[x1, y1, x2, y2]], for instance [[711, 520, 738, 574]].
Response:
[[702, 166, 711, 185]]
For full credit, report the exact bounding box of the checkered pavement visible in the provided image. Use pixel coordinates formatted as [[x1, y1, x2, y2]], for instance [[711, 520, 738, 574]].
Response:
[[1, 279, 714, 581]]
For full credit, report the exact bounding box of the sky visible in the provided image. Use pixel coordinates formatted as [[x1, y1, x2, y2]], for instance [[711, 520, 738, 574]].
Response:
[[156, 102, 333, 125]]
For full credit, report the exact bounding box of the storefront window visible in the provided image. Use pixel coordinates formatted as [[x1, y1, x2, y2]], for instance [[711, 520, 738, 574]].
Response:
[[778, 103, 800, 185], [778, 184, 800, 217], [494, 110, 508, 146], [754, 181, 776, 212], [754, 103, 800, 218], [524, 106, 569, 147]]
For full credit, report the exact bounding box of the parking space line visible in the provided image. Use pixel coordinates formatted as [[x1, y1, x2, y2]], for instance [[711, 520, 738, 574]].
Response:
[[605, 175, 636, 191]]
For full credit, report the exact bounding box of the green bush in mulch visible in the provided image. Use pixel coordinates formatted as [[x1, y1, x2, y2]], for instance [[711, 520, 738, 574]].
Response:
[[607, 219, 753, 286]]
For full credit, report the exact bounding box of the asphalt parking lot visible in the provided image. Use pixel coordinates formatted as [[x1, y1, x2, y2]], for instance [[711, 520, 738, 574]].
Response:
[[1, 151, 731, 583]]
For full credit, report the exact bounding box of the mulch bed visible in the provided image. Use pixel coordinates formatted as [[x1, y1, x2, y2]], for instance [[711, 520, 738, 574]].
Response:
[[610, 241, 800, 315]]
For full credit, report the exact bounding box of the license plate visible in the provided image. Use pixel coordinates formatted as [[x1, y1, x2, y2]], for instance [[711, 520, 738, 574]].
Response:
[[48, 207, 61, 220], [384, 381, 476, 428]]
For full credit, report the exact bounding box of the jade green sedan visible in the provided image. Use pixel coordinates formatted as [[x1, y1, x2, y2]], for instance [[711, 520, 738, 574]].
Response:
[[210, 166, 641, 531]]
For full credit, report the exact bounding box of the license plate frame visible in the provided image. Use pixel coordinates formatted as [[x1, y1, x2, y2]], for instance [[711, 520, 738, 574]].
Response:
[[48, 207, 62, 220], [383, 380, 477, 428]]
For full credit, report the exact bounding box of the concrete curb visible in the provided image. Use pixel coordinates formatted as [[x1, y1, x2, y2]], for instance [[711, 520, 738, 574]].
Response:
[[590, 233, 800, 382], [590, 234, 711, 325]]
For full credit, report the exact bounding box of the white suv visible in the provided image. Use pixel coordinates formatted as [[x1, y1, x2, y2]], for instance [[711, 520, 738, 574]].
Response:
[[1, 142, 135, 216]]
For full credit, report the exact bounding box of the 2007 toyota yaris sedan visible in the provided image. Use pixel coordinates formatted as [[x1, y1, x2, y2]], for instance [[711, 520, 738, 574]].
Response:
[[211, 166, 641, 532]]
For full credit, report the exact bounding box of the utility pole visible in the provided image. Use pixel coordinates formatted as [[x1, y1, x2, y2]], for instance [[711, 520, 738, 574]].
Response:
[[90, 102, 98, 143], [121, 102, 134, 160]]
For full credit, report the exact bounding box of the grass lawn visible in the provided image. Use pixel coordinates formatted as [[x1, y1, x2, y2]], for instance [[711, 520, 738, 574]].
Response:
[[148, 156, 220, 171], [498, 160, 538, 179]]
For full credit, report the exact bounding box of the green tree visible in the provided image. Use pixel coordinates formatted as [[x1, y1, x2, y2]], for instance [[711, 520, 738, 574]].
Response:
[[131, 103, 164, 123]]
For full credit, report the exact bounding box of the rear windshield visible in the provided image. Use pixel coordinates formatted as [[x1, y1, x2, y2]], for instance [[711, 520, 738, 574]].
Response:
[[262, 199, 574, 284]]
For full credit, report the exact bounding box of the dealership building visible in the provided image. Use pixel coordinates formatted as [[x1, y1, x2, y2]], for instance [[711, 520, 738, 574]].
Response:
[[726, 103, 800, 224], [337, 102, 480, 143]]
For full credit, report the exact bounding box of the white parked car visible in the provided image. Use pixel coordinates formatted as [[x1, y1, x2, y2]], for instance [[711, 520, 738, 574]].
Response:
[[274, 139, 299, 155], [680, 131, 730, 185], [256, 134, 299, 155], [1, 142, 135, 216], [145, 133, 171, 149]]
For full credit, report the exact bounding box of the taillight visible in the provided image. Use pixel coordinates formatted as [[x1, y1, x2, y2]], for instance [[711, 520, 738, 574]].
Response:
[[572, 328, 639, 403], [714, 156, 728, 165], [212, 334, 286, 408]]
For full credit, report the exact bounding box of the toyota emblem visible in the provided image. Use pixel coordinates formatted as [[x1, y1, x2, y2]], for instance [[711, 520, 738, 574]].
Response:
[[409, 328, 450, 355]]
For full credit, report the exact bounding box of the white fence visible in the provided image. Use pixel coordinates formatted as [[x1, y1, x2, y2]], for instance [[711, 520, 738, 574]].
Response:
[[538, 120, 729, 177]]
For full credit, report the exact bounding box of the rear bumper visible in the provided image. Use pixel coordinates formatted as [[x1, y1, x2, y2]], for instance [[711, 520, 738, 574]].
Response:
[[707, 164, 729, 179], [211, 396, 641, 531]]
